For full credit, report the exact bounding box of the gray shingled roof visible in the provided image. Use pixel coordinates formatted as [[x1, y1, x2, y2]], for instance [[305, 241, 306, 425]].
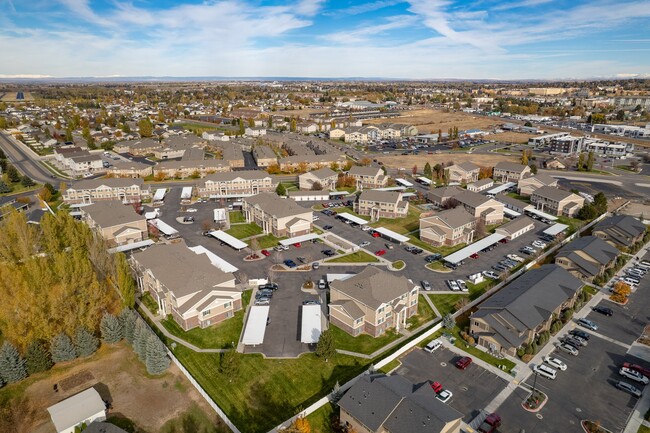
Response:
[[73, 178, 145, 190], [421, 207, 475, 230], [83, 200, 145, 228], [359, 190, 402, 204], [531, 185, 577, 201], [495, 161, 528, 173], [594, 215, 646, 245], [349, 165, 382, 176], [201, 170, 271, 184], [496, 216, 535, 235], [244, 193, 311, 218], [329, 267, 414, 309], [306, 167, 337, 180], [457, 161, 480, 172], [556, 236, 619, 277], [455, 190, 492, 208]]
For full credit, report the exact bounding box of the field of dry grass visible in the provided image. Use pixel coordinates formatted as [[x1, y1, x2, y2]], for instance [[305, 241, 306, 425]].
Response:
[[1, 92, 34, 102], [378, 152, 519, 170]]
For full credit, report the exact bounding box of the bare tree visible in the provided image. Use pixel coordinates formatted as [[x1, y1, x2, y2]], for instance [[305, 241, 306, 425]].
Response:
[[442, 198, 460, 210]]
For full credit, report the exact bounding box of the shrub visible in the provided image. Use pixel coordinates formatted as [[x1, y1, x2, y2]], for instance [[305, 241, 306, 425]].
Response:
[[517, 347, 525, 358]]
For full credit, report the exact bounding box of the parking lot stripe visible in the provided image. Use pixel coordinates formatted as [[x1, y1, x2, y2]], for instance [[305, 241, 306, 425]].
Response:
[[584, 329, 632, 350]]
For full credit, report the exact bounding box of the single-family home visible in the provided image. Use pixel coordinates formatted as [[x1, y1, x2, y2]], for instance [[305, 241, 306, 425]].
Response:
[[242, 193, 313, 237], [63, 178, 151, 205], [131, 240, 241, 330], [339, 375, 463, 433], [355, 190, 409, 221], [419, 207, 476, 246], [245, 126, 267, 137], [47, 387, 107, 433], [555, 236, 620, 281], [444, 162, 480, 184], [348, 165, 388, 189], [517, 173, 558, 196], [592, 215, 647, 249], [544, 158, 567, 170], [329, 267, 419, 337], [493, 161, 531, 182], [299, 167, 338, 191], [80, 200, 148, 246], [470, 264, 583, 356], [196, 170, 275, 199], [530, 186, 585, 217]]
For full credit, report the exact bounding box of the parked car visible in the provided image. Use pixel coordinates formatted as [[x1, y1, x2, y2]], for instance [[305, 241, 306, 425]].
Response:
[[321, 249, 335, 257], [375, 249, 387, 256], [424, 339, 442, 353], [183, 216, 195, 222], [435, 389, 453, 403], [543, 355, 567, 371], [303, 300, 320, 305], [254, 298, 270, 306], [592, 306, 613, 316], [312, 262, 320, 270], [616, 381, 643, 398], [482, 270, 500, 279], [623, 363, 650, 379], [283, 259, 297, 268], [359, 241, 370, 248], [372, 231, 381, 238], [569, 329, 590, 340], [577, 318, 598, 331], [385, 243, 394, 249], [446, 280, 460, 291], [421, 280, 432, 291], [293, 242, 302, 248], [507, 254, 524, 262], [323, 225, 333, 230], [424, 253, 442, 263], [557, 343, 579, 356], [478, 413, 502, 433], [619, 367, 649, 384], [259, 283, 278, 291], [470, 253, 479, 259], [562, 336, 586, 348], [430, 381, 443, 393], [456, 280, 468, 292], [256, 289, 273, 299], [455, 356, 472, 370], [318, 279, 327, 290], [261, 250, 271, 257], [533, 364, 557, 380]]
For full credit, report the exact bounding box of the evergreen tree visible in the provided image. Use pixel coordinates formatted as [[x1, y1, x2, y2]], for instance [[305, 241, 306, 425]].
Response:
[[133, 320, 149, 361], [21, 175, 35, 188], [529, 163, 538, 174], [594, 192, 608, 215], [443, 313, 455, 329], [74, 327, 99, 358], [51, 333, 77, 363], [100, 313, 123, 344], [0, 181, 12, 193], [315, 329, 335, 362], [25, 340, 53, 374], [423, 162, 432, 178], [145, 334, 170, 375], [219, 350, 240, 381], [6, 165, 20, 183], [0, 341, 27, 383], [120, 308, 138, 344], [0, 148, 5, 159], [275, 182, 287, 196]]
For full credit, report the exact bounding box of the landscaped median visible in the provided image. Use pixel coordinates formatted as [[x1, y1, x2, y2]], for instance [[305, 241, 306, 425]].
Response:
[[325, 251, 379, 263], [225, 223, 263, 239], [390, 260, 405, 270]]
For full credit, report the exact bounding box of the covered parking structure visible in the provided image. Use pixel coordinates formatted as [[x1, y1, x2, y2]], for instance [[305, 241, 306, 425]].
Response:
[[374, 227, 409, 244], [337, 212, 369, 225], [188, 245, 238, 273], [149, 218, 179, 238], [208, 230, 248, 250], [444, 233, 506, 265], [525, 208, 558, 222], [108, 239, 154, 254], [242, 306, 270, 346], [279, 233, 320, 246], [395, 178, 414, 187], [485, 182, 516, 195], [301, 304, 322, 344], [543, 223, 569, 237]]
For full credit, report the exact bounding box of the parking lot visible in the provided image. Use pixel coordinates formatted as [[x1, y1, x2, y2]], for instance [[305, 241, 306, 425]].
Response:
[[396, 348, 509, 422]]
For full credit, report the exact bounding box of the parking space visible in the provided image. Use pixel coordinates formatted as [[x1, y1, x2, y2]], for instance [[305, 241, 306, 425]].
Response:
[[396, 348, 508, 422], [497, 334, 645, 433]]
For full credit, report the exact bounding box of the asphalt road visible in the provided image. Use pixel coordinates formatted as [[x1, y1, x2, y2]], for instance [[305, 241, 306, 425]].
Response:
[[0, 131, 63, 184]]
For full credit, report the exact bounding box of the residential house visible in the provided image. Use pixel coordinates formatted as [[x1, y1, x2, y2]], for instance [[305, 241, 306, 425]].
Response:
[[329, 267, 419, 337], [444, 162, 480, 184], [493, 161, 531, 182], [242, 193, 313, 237], [454, 190, 504, 225], [196, 171, 275, 199], [201, 130, 230, 141], [355, 190, 409, 221], [494, 216, 535, 240], [555, 236, 620, 281], [131, 240, 240, 330], [339, 375, 463, 433], [592, 215, 647, 249], [348, 165, 388, 189], [107, 161, 154, 178], [252, 145, 277, 167], [530, 186, 585, 217], [299, 167, 338, 191], [419, 207, 476, 246], [63, 178, 151, 205], [48, 388, 107, 433], [470, 265, 583, 356], [244, 126, 267, 137], [80, 200, 148, 246], [517, 173, 558, 196], [467, 178, 493, 193]]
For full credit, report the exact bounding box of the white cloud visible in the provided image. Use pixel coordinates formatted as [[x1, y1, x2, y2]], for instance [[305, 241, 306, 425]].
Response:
[[335, 0, 403, 15], [323, 15, 418, 44], [492, 0, 553, 11]]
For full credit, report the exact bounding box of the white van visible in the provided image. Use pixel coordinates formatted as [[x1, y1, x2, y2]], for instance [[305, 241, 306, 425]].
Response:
[[533, 364, 557, 379]]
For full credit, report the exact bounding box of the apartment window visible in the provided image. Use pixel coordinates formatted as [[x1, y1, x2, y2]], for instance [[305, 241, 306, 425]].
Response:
[[378, 306, 384, 313], [202, 309, 211, 317], [378, 317, 384, 324], [224, 302, 231, 309]]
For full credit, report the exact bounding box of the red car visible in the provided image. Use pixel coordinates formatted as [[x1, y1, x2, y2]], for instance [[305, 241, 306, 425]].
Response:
[[375, 249, 386, 256], [478, 413, 502, 433], [455, 356, 472, 370], [470, 253, 479, 259], [499, 238, 508, 244], [430, 381, 443, 393], [261, 250, 271, 257], [372, 232, 381, 238], [293, 242, 301, 248], [623, 362, 650, 378]]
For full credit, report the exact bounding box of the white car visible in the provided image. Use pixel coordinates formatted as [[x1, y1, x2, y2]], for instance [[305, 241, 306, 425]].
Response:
[[620, 367, 649, 384], [361, 226, 372, 232], [543, 356, 567, 371], [446, 280, 459, 291], [359, 241, 371, 248], [435, 389, 453, 403], [532, 240, 547, 249], [507, 254, 524, 263], [186, 208, 198, 213], [483, 270, 500, 280], [456, 280, 468, 292], [424, 339, 442, 353]]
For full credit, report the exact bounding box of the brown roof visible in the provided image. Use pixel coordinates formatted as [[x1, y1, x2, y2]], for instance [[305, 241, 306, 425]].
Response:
[[244, 193, 312, 218], [82, 200, 145, 228], [330, 267, 414, 309]]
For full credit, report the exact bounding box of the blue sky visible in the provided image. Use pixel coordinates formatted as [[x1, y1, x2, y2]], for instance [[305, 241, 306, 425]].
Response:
[[1, 0, 649, 79]]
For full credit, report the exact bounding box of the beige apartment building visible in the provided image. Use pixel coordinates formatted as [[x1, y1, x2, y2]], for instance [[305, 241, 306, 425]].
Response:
[[242, 193, 313, 237], [348, 165, 388, 189], [152, 159, 230, 179], [63, 178, 151, 205], [493, 161, 531, 182], [517, 173, 558, 196], [454, 190, 504, 225], [355, 190, 408, 221], [555, 236, 620, 281], [252, 145, 277, 167], [107, 161, 154, 178], [329, 267, 419, 337], [80, 200, 148, 247], [299, 167, 338, 191], [419, 207, 476, 246], [530, 186, 585, 217], [445, 162, 480, 184], [196, 171, 275, 199]]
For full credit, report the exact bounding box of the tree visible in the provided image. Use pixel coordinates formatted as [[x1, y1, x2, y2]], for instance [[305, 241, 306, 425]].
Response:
[[524, 121, 533, 127], [219, 350, 240, 381], [577, 153, 586, 171], [0, 341, 27, 383], [137, 118, 153, 137], [276, 182, 287, 196], [586, 151, 595, 172], [6, 165, 20, 183], [311, 181, 323, 191], [145, 333, 170, 375], [120, 308, 138, 345], [315, 329, 336, 362], [0, 148, 5, 159], [593, 192, 607, 215], [25, 340, 53, 374], [38, 186, 52, 202], [578, 204, 598, 220], [290, 118, 297, 132], [21, 175, 34, 188], [50, 333, 77, 363], [616, 110, 625, 121], [100, 313, 123, 344], [133, 320, 150, 362], [329, 161, 339, 171], [412, 165, 418, 175], [423, 162, 432, 178], [285, 417, 312, 433], [74, 327, 99, 358], [0, 181, 11, 194], [521, 150, 528, 166], [529, 163, 538, 175], [443, 313, 455, 329], [115, 253, 136, 308]]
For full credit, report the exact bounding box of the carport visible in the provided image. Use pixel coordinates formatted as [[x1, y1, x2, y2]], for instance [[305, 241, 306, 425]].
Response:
[[444, 233, 506, 264], [395, 178, 414, 187], [279, 233, 320, 246], [180, 187, 193, 200], [188, 245, 238, 273], [503, 208, 521, 218], [373, 227, 409, 244], [338, 212, 368, 225], [149, 218, 179, 238], [108, 239, 154, 254], [543, 223, 569, 236], [242, 306, 269, 346], [526, 208, 558, 222], [152, 188, 166, 203], [208, 230, 248, 250], [300, 304, 322, 344], [485, 182, 516, 195]]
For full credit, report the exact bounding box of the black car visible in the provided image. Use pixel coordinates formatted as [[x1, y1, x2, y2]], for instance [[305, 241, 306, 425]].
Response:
[[256, 289, 273, 299], [570, 329, 590, 340], [323, 225, 333, 230], [592, 306, 613, 316], [259, 283, 278, 291], [321, 249, 335, 257], [424, 254, 442, 263]]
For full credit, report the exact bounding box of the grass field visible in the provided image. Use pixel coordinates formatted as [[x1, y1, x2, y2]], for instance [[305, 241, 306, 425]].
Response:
[[428, 293, 468, 317], [254, 234, 286, 249], [229, 211, 246, 223], [426, 261, 451, 272], [392, 260, 405, 270], [405, 295, 437, 329], [305, 402, 336, 433], [326, 251, 379, 263], [0, 173, 42, 196], [161, 291, 250, 349], [408, 233, 466, 256], [378, 359, 402, 374], [141, 292, 159, 315], [330, 325, 401, 355], [226, 223, 263, 239], [370, 206, 422, 234]]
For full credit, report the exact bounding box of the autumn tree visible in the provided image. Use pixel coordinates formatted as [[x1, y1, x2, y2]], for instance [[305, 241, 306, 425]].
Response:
[[359, 157, 372, 166], [285, 417, 311, 433], [521, 150, 529, 166], [412, 165, 418, 175], [137, 118, 153, 137], [478, 166, 493, 180]]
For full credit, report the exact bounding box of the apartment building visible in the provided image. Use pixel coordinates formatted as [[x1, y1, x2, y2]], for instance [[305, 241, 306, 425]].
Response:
[[196, 170, 275, 199], [242, 193, 313, 237], [279, 153, 346, 172], [550, 135, 583, 155], [63, 178, 151, 205], [299, 167, 338, 191], [348, 165, 388, 189], [329, 267, 419, 337], [530, 186, 585, 217], [355, 190, 409, 221], [252, 145, 277, 167], [454, 190, 504, 225], [53, 146, 103, 175], [107, 161, 154, 178], [444, 162, 480, 184], [470, 265, 583, 356], [517, 173, 558, 196], [80, 200, 148, 246], [555, 236, 620, 281], [593, 215, 647, 249], [419, 207, 476, 246], [493, 161, 531, 182], [153, 159, 230, 179], [467, 178, 494, 193], [131, 241, 241, 331]]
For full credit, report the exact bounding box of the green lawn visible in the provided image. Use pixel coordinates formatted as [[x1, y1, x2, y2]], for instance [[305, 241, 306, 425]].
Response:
[[426, 262, 451, 272], [408, 234, 466, 256], [378, 359, 402, 374], [226, 223, 263, 239], [506, 192, 531, 203], [305, 403, 336, 433], [170, 347, 371, 433], [429, 293, 468, 317], [392, 260, 405, 270], [160, 403, 229, 433], [556, 216, 586, 235], [467, 279, 493, 301], [406, 295, 437, 329], [450, 326, 516, 372], [254, 234, 287, 249], [141, 292, 159, 315], [637, 425, 650, 433], [326, 251, 379, 263], [370, 207, 422, 234], [161, 291, 250, 349], [229, 211, 246, 223], [0, 173, 42, 196], [330, 325, 400, 355]]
